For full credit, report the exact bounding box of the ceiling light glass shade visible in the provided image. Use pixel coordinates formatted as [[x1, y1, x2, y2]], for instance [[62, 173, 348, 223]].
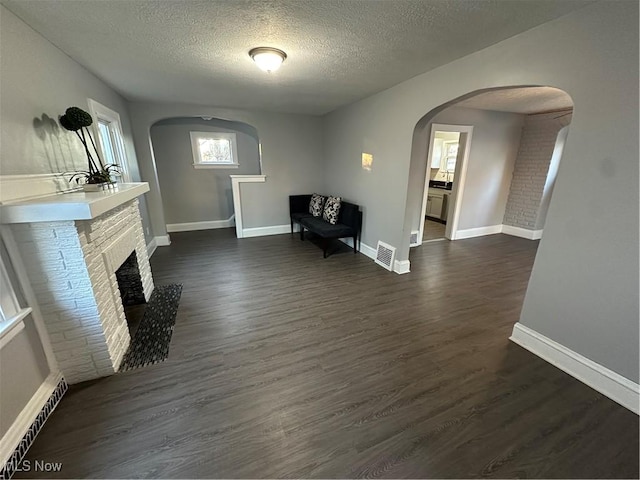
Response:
[[249, 47, 287, 73]]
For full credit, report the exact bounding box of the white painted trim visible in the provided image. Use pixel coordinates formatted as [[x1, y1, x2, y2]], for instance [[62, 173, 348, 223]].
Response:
[[510, 323, 639, 415], [242, 224, 290, 238], [394, 259, 411, 274], [230, 175, 267, 239], [87, 98, 132, 182], [166, 215, 235, 233], [0, 372, 63, 467], [0, 308, 29, 349], [190, 131, 238, 169], [409, 230, 420, 247], [453, 224, 503, 240], [0, 173, 77, 204], [417, 124, 474, 244], [155, 235, 171, 247], [193, 163, 239, 169], [146, 237, 158, 258], [339, 238, 377, 260], [359, 241, 377, 261], [446, 128, 474, 240], [502, 225, 543, 240], [1, 183, 150, 223], [341, 238, 408, 274]]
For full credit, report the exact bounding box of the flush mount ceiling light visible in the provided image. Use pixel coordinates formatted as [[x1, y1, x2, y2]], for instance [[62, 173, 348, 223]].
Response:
[[249, 47, 287, 73]]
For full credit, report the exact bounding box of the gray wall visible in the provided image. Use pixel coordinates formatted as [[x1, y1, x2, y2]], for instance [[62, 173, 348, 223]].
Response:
[[436, 107, 523, 232], [0, 315, 50, 437], [322, 1, 639, 382], [536, 125, 569, 230], [406, 107, 524, 236], [0, 6, 152, 242], [129, 103, 324, 235], [503, 112, 571, 230], [150, 118, 260, 225]]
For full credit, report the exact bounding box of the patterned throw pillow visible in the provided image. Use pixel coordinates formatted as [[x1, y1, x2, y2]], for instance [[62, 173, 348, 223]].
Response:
[[308, 193, 326, 217], [322, 196, 342, 224]]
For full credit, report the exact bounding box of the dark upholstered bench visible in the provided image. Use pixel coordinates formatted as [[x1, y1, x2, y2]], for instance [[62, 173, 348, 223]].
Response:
[[289, 194, 362, 258]]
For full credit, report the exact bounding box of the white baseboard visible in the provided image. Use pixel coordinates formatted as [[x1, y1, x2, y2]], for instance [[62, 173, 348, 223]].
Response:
[[340, 238, 409, 274], [452, 224, 543, 241], [339, 238, 377, 261], [502, 225, 543, 240], [146, 237, 158, 258], [454, 224, 503, 240], [510, 322, 639, 414], [166, 215, 235, 233], [242, 224, 290, 238], [359, 241, 377, 261], [394, 259, 411, 274], [0, 372, 64, 468], [155, 235, 171, 247]]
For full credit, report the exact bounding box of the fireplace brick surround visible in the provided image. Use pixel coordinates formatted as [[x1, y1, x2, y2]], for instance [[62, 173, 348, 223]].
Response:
[[10, 198, 154, 383]]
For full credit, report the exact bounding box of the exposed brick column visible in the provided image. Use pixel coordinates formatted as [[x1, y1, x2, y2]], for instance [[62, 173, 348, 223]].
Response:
[[503, 112, 571, 231]]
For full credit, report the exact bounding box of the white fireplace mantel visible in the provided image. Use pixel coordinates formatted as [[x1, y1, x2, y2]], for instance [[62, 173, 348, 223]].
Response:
[[0, 183, 150, 224]]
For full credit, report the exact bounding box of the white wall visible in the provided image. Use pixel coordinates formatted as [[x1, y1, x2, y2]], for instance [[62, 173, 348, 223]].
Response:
[[322, 1, 639, 382], [151, 117, 261, 225], [0, 6, 153, 241], [129, 102, 325, 237]]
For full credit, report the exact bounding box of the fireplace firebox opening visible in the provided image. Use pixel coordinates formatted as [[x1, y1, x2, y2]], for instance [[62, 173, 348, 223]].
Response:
[[115, 250, 146, 337]]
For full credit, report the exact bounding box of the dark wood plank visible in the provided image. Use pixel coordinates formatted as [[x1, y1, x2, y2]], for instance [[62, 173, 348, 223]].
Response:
[[14, 230, 639, 479]]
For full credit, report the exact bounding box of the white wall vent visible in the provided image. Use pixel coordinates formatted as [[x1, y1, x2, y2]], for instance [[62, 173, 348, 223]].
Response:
[[375, 241, 396, 271], [409, 231, 419, 246]]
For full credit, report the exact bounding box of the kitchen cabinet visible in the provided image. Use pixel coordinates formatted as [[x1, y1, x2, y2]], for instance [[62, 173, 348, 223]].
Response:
[[426, 188, 452, 221], [427, 192, 444, 218]]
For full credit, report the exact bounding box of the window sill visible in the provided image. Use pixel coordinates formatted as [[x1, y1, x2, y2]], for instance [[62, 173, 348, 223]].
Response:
[[0, 307, 32, 348], [193, 164, 240, 169]]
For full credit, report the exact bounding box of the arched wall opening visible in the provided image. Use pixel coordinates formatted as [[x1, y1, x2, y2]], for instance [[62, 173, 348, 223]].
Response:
[[149, 116, 261, 233], [403, 85, 574, 249], [129, 104, 325, 246]]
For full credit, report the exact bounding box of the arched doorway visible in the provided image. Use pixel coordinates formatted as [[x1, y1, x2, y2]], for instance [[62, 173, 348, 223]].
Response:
[[149, 116, 261, 235], [405, 86, 574, 248]]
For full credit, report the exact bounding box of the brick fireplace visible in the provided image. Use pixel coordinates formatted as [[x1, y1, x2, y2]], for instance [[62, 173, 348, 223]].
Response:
[[5, 186, 154, 384]]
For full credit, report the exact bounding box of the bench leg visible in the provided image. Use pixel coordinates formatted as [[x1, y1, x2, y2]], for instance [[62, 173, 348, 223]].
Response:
[[300, 227, 305, 241], [323, 238, 329, 258], [291, 219, 294, 234], [353, 235, 357, 254]]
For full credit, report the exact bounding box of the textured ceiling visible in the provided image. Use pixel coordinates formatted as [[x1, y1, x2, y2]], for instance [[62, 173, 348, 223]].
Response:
[[457, 87, 573, 114], [2, 0, 590, 115]]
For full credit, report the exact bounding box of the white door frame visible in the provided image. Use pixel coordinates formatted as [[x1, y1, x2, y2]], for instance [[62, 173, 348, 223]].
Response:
[[417, 123, 474, 244]]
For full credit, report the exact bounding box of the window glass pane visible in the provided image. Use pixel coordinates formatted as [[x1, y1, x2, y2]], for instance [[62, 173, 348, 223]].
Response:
[[198, 138, 232, 163], [98, 121, 117, 165]]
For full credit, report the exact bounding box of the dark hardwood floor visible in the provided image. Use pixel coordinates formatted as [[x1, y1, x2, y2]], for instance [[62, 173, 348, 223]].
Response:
[[16, 230, 639, 478]]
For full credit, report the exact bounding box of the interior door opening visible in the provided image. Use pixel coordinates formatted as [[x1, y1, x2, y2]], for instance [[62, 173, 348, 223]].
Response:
[[418, 124, 473, 243]]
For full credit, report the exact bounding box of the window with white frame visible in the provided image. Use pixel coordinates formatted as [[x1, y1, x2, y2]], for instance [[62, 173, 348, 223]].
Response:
[[190, 131, 239, 168], [88, 99, 131, 182], [0, 236, 31, 345]]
